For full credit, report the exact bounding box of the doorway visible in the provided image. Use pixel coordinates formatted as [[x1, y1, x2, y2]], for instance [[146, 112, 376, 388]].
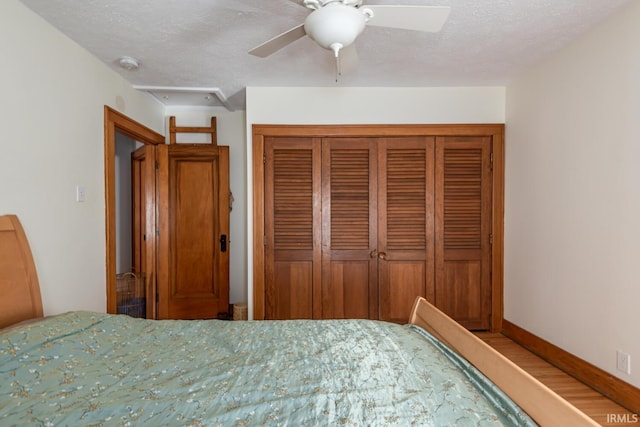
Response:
[[114, 132, 145, 317], [104, 107, 164, 316]]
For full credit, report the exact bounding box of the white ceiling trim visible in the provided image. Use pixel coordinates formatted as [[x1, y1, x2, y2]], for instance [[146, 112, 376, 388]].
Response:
[[133, 86, 234, 112]]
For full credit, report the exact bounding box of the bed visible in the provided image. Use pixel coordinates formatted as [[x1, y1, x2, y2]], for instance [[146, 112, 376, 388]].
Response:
[[0, 214, 596, 426]]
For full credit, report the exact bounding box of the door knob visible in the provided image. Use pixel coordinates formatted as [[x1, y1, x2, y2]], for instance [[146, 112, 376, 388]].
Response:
[[378, 252, 387, 260], [369, 249, 377, 259]]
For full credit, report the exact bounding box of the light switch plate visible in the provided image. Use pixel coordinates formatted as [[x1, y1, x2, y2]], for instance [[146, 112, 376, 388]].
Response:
[[76, 185, 86, 202]]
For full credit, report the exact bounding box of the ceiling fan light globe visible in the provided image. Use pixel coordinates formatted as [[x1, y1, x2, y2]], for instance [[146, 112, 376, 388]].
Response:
[[304, 3, 366, 50]]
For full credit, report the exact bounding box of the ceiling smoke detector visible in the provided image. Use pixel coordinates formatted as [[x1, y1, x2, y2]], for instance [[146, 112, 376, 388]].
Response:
[[118, 56, 139, 71]]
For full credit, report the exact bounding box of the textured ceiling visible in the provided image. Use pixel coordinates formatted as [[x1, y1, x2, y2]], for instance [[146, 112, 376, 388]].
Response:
[[19, 0, 631, 110]]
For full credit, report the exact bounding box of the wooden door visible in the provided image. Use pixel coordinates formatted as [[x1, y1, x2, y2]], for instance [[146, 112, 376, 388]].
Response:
[[131, 145, 158, 319], [264, 137, 322, 319], [258, 127, 497, 329], [156, 144, 230, 319], [321, 138, 378, 319], [435, 136, 492, 329], [378, 137, 435, 323]]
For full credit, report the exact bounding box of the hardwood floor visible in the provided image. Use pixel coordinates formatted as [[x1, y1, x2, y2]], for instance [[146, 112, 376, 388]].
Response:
[[477, 332, 639, 426]]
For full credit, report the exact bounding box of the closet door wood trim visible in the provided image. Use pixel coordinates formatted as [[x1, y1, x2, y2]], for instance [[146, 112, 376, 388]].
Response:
[[491, 130, 505, 332]]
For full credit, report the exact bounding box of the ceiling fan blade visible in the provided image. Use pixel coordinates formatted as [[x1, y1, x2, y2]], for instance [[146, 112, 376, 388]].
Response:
[[248, 24, 306, 57], [285, 0, 307, 7], [339, 43, 359, 75], [365, 5, 451, 32]]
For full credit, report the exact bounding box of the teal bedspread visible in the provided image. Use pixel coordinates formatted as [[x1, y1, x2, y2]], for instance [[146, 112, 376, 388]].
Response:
[[1, 312, 535, 426]]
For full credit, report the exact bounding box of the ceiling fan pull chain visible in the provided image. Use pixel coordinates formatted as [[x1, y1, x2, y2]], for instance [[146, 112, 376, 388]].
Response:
[[330, 42, 343, 81]]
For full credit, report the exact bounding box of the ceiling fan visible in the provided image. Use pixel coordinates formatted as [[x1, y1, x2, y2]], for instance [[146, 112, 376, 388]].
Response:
[[248, 0, 450, 76]]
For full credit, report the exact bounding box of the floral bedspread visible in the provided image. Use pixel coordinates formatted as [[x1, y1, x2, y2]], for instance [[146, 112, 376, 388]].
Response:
[[0, 312, 535, 426]]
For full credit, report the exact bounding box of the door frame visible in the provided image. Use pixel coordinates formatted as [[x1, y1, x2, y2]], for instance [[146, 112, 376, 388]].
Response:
[[252, 124, 505, 331], [104, 106, 164, 315]]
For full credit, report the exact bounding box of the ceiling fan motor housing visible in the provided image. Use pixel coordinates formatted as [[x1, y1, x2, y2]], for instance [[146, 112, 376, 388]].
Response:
[[304, 3, 367, 51], [304, 0, 363, 10]]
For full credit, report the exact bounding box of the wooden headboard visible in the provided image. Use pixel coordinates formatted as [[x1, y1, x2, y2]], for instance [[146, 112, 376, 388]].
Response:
[[0, 215, 43, 329]]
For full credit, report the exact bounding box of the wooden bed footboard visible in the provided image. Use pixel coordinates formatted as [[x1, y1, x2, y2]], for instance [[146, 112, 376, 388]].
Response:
[[408, 297, 597, 427]]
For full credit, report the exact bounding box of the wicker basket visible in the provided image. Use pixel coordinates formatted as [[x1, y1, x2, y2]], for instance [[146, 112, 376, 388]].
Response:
[[116, 272, 146, 318], [233, 303, 248, 321]]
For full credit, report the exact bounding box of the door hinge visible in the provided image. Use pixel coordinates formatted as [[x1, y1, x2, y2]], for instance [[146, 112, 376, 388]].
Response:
[[263, 154, 266, 164], [156, 228, 159, 237], [489, 233, 493, 245], [155, 160, 159, 169], [490, 152, 494, 171]]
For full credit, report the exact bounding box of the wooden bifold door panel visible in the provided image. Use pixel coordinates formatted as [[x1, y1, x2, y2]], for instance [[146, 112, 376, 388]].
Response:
[[435, 137, 492, 329], [262, 130, 493, 328], [377, 138, 435, 324], [321, 138, 378, 320], [264, 137, 321, 319]]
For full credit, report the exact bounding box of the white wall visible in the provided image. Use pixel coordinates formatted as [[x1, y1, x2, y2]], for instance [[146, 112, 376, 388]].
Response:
[[245, 86, 506, 317], [0, 0, 164, 314], [505, 1, 640, 387], [164, 108, 248, 304], [247, 87, 505, 125]]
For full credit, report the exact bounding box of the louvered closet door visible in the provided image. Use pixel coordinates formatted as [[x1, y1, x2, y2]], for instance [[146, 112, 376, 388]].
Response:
[[435, 137, 492, 330], [264, 137, 322, 319], [321, 138, 377, 319], [378, 138, 435, 323]]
